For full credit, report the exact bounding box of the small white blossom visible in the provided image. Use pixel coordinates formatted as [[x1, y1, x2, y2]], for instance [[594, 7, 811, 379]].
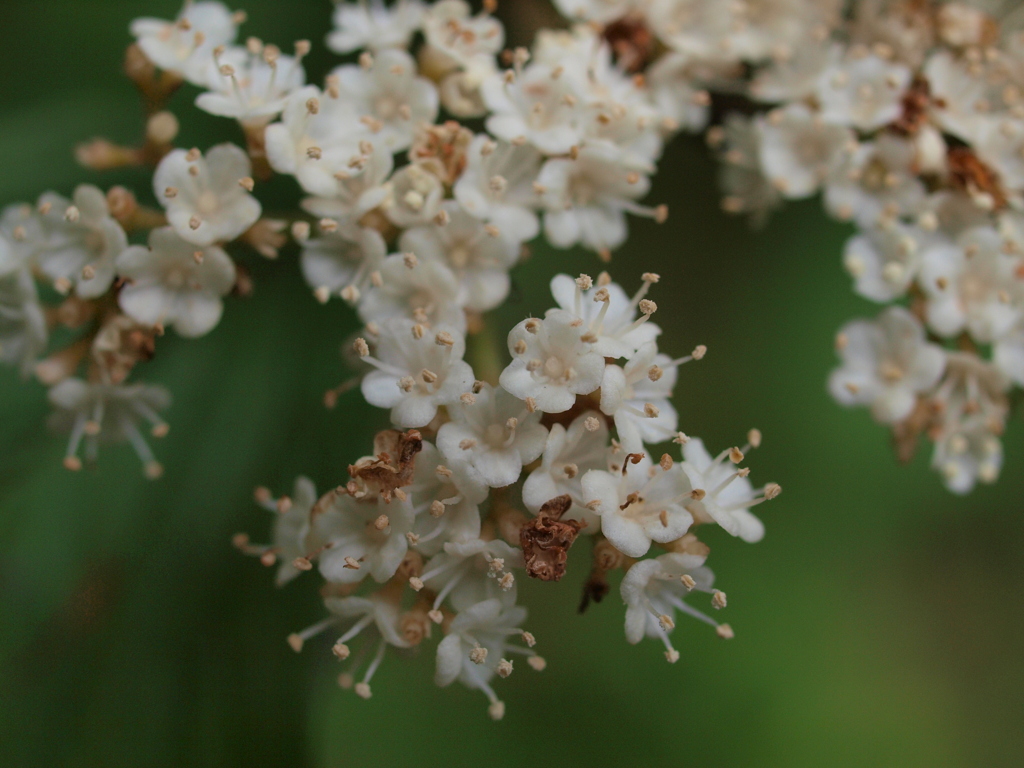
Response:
[[197, 42, 307, 124], [919, 226, 1024, 342], [154, 144, 262, 247], [48, 378, 171, 478], [621, 553, 725, 661], [932, 417, 1003, 494], [35, 186, 126, 298], [435, 597, 530, 718], [679, 437, 773, 543], [399, 202, 520, 312], [522, 411, 608, 528], [437, 383, 547, 488], [824, 133, 927, 226], [599, 341, 681, 452], [0, 270, 47, 377], [816, 51, 911, 131], [500, 308, 605, 414], [548, 273, 661, 359], [116, 227, 237, 338], [581, 454, 695, 558], [482, 62, 582, 155], [383, 163, 444, 228], [300, 142, 394, 223], [829, 306, 946, 423], [757, 103, 855, 199], [327, 0, 425, 54], [300, 225, 388, 298], [408, 440, 487, 555], [976, 117, 1024, 194], [359, 319, 474, 428], [842, 223, 928, 303], [310, 492, 414, 585], [264, 86, 366, 197], [453, 135, 541, 244], [329, 49, 439, 153], [422, 0, 505, 72], [357, 253, 466, 332], [131, 1, 240, 86], [538, 143, 654, 253], [245, 477, 319, 586]]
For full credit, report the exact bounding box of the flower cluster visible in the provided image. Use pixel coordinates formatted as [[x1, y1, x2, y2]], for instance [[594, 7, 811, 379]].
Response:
[[0, 0, 783, 715], [551, 0, 1024, 492], [241, 269, 779, 717], [217, 1, 776, 718]]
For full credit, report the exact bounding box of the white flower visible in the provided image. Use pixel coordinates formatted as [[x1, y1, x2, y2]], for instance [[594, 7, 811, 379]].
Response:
[[327, 0, 425, 54], [116, 227, 237, 338], [548, 273, 660, 359], [500, 309, 605, 413], [311, 492, 414, 585], [932, 417, 1003, 494], [647, 52, 712, 133], [757, 103, 854, 199], [154, 144, 262, 246], [437, 383, 547, 488], [538, 143, 655, 253], [482, 62, 583, 155], [842, 222, 928, 303], [246, 477, 319, 586], [131, 1, 240, 86], [750, 41, 840, 103], [314, 592, 411, 698], [196, 42, 307, 124], [300, 225, 387, 298], [48, 378, 171, 477], [994, 322, 1024, 387], [599, 341, 684, 452], [358, 319, 474, 428], [435, 597, 530, 719], [716, 114, 783, 226], [421, 538, 522, 612], [581, 454, 695, 558], [923, 50, 993, 143], [408, 440, 486, 555], [976, 117, 1024, 193], [329, 48, 439, 152], [553, 0, 638, 24], [621, 552, 727, 662], [680, 437, 774, 543], [422, 0, 505, 72], [35, 186, 126, 298], [383, 163, 444, 228], [453, 135, 541, 244], [824, 133, 927, 226], [816, 52, 911, 131], [264, 86, 367, 197], [522, 411, 608, 527], [0, 203, 44, 277], [919, 226, 1024, 342], [300, 141, 394, 222], [0, 270, 47, 377], [829, 306, 946, 423], [357, 253, 466, 332], [399, 202, 520, 312]]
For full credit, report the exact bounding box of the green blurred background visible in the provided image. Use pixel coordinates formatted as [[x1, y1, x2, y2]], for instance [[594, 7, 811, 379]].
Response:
[[1, 1, 1022, 766]]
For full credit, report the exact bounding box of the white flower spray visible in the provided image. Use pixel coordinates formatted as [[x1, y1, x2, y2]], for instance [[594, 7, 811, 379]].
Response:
[[1, 0, 787, 718]]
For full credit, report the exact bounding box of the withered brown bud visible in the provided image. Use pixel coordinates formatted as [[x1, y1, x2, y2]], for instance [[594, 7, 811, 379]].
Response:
[[348, 429, 423, 501], [947, 146, 1008, 210], [520, 495, 585, 582]]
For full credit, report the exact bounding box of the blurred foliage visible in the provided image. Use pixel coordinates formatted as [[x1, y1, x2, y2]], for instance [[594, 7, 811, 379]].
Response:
[[0, 1, 1022, 766]]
